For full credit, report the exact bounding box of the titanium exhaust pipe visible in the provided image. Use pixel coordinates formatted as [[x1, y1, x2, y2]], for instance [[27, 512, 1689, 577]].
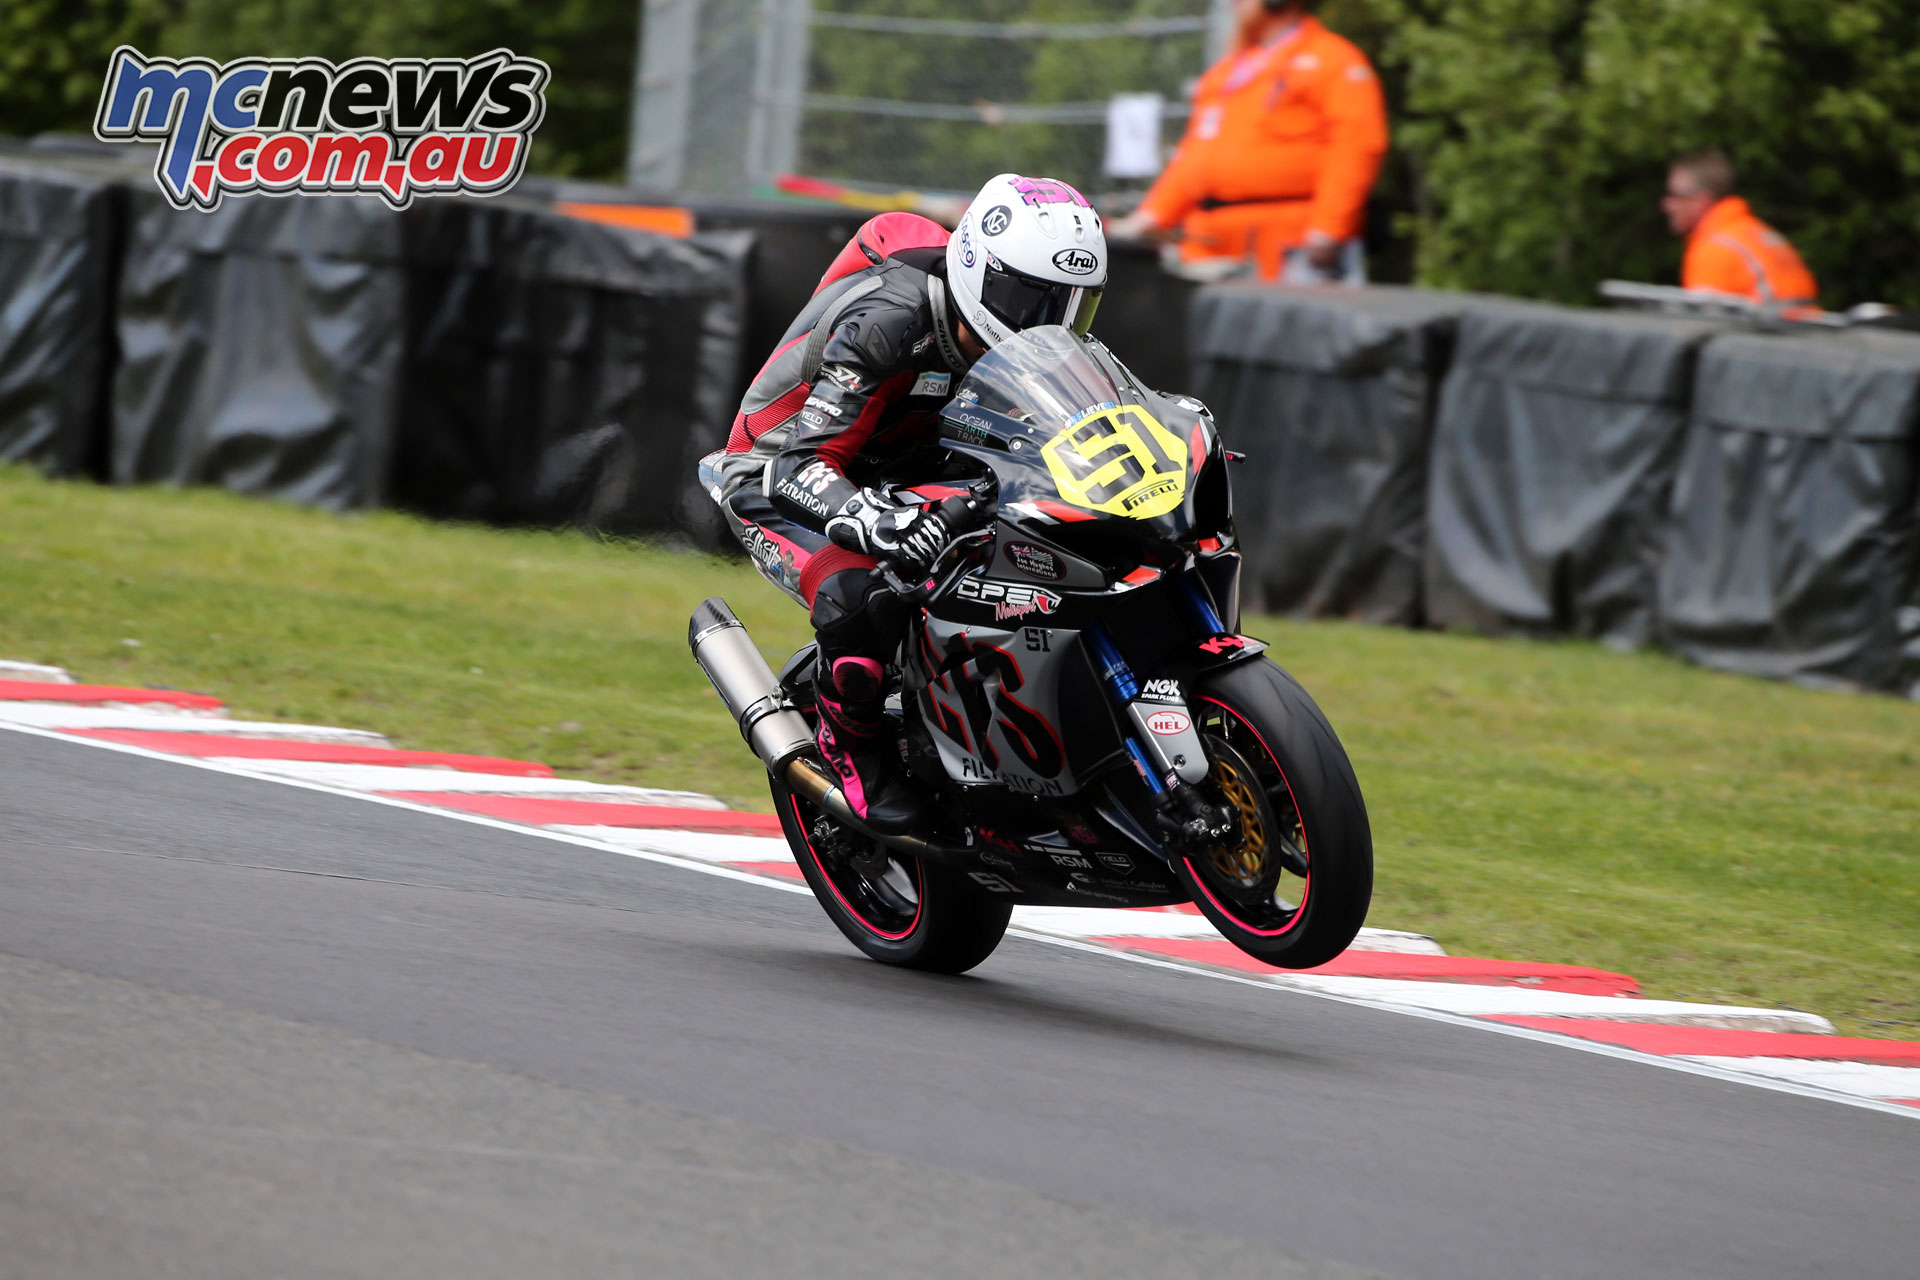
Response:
[[688, 596, 952, 861], [688, 597, 816, 774]]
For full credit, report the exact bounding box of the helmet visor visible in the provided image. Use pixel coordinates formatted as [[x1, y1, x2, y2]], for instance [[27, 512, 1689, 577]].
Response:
[[980, 261, 1099, 334], [1065, 285, 1103, 338]]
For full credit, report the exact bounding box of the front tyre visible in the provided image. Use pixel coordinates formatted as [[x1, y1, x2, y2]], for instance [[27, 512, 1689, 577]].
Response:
[[772, 773, 1011, 974], [1178, 659, 1374, 969]]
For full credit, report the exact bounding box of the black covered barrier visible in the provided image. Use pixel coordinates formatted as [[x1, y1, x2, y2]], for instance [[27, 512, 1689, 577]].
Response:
[[112, 189, 405, 509], [1424, 301, 1724, 646], [529, 180, 1198, 404], [1657, 331, 1920, 695], [0, 157, 122, 477], [1190, 284, 1465, 623], [393, 200, 749, 541]]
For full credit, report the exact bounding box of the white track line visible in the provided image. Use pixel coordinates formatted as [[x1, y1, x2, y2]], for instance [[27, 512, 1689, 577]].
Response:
[[0, 701, 229, 720], [1260, 976, 1833, 1033], [0, 661, 75, 684], [4, 718, 1913, 1122], [548, 827, 797, 863], [0, 705, 390, 744], [1678, 1058, 1920, 1102], [204, 759, 726, 806]]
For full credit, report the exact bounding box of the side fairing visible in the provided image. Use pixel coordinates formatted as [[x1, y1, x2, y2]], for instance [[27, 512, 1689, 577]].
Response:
[[910, 610, 1084, 799]]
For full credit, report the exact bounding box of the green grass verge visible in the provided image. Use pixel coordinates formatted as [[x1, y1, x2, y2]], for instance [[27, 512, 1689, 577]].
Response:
[[3, 464, 1916, 1038]]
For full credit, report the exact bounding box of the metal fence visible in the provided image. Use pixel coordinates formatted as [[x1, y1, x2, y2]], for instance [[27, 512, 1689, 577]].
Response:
[[630, 0, 1233, 198]]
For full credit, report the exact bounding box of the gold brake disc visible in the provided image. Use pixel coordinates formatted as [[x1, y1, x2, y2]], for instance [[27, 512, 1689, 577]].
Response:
[[1205, 748, 1271, 887]]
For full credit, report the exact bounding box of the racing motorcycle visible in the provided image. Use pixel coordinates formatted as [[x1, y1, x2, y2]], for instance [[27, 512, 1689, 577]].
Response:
[[690, 326, 1371, 975]]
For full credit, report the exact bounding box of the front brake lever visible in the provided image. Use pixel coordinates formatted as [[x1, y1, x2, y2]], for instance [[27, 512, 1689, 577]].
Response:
[[880, 528, 994, 605]]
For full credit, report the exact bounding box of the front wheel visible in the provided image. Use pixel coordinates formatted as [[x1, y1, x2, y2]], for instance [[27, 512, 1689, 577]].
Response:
[[1177, 659, 1374, 969], [773, 773, 1012, 974]]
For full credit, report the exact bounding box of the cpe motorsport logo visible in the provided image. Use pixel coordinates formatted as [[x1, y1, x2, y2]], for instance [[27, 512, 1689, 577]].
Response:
[[93, 46, 548, 211]]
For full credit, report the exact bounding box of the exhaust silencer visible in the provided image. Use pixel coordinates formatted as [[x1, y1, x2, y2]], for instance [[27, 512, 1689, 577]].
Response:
[[688, 597, 816, 773], [689, 597, 955, 860]]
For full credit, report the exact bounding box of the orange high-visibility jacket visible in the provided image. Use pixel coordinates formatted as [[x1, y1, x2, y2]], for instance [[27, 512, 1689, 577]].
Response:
[[1136, 16, 1387, 278], [1683, 197, 1818, 305]]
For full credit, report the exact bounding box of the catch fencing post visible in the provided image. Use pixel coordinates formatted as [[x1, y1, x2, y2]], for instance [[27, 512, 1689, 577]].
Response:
[[745, 0, 812, 187], [629, 0, 699, 189], [1206, 0, 1237, 62]]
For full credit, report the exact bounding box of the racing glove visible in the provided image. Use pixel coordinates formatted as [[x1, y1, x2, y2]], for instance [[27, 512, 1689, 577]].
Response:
[[826, 489, 954, 578]]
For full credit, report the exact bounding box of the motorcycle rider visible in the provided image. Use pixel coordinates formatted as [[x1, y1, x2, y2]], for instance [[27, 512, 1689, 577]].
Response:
[[705, 173, 1109, 834]]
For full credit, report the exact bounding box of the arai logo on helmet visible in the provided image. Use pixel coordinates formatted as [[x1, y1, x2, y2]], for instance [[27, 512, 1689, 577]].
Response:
[[1053, 248, 1099, 276]]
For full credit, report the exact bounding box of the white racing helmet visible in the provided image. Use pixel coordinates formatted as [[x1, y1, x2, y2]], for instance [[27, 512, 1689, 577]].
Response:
[[946, 173, 1108, 349]]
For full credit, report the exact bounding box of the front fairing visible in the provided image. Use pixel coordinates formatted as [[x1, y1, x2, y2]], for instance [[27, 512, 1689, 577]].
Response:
[[937, 327, 1229, 552]]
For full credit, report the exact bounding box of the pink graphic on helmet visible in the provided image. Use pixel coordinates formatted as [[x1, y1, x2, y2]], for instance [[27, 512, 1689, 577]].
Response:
[[1011, 177, 1090, 209]]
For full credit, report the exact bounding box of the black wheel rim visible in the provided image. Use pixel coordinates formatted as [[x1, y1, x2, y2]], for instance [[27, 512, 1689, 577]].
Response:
[[1188, 697, 1312, 937], [790, 792, 924, 940]]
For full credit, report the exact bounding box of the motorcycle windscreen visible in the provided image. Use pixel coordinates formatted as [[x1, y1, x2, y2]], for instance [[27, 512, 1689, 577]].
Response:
[[950, 327, 1192, 521]]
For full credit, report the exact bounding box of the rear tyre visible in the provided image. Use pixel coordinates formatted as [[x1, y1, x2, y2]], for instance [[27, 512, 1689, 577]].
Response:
[[772, 773, 1011, 974], [1176, 658, 1373, 969]]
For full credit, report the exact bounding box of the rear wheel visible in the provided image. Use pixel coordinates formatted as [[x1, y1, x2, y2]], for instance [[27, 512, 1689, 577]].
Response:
[[772, 774, 1011, 974], [1176, 659, 1373, 969]]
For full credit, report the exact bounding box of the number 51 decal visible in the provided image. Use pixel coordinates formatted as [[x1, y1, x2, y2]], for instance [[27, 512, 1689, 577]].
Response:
[[1042, 404, 1189, 519]]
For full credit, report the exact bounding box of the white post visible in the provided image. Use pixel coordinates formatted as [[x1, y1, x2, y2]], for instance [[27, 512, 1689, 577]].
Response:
[[1206, 0, 1237, 63], [745, 0, 812, 187], [628, 0, 699, 190]]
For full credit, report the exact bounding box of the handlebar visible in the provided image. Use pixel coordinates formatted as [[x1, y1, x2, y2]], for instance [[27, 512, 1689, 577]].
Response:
[[876, 482, 997, 603]]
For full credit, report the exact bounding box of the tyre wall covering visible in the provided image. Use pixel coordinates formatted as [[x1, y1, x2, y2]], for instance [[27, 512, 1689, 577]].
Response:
[[1190, 283, 1465, 623], [0, 157, 121, 479], [1423, 301, 1724, 647], [112, 190, 405, 510], [392, 199, 749, 543], [534, 179, 1202, 410], [1657, 331, 1920, 695]]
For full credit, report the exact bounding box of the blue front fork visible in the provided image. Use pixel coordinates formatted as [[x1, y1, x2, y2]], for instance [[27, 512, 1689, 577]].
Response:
[[1081, 622, 1162, 795], [1084, 572, 1224, 799]]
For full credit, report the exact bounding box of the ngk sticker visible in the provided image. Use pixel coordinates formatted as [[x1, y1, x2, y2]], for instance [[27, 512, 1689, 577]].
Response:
[[1145, 709, 1191, 736], [955, 576, 1061, 624]]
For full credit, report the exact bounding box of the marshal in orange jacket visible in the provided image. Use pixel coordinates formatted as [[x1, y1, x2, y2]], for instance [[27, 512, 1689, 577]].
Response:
[[1683, 196, 1818, 305], [1135, 16, 1387, 279]]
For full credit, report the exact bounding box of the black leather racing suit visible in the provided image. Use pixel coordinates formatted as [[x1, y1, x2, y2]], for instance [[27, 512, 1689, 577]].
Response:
[[714, 242, 975, 664]]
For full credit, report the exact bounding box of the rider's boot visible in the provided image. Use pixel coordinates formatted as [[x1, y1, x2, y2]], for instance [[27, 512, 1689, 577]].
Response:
[[814, 655, 927, 836]]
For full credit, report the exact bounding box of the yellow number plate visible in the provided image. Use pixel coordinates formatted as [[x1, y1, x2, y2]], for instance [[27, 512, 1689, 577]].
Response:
[[1041, 405, 1190, 519]]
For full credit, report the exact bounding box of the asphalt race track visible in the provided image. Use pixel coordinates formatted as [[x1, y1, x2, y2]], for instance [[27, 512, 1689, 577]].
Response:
[[3, 729, 1915, 1279]]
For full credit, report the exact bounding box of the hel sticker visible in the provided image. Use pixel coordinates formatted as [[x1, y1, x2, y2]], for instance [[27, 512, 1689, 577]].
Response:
[[912, 371, 952, 398], [981, 205, 1012, 236], [1040, 404, 1190, 519], [1146, 710, 1191, 736]]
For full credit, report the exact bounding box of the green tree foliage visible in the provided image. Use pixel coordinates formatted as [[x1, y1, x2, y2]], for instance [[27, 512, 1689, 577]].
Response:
[[2, 0, 636, 179], [160, 0, 638, 177], [1350, 0, 1920, 307], [0, 0, 172, 137]]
